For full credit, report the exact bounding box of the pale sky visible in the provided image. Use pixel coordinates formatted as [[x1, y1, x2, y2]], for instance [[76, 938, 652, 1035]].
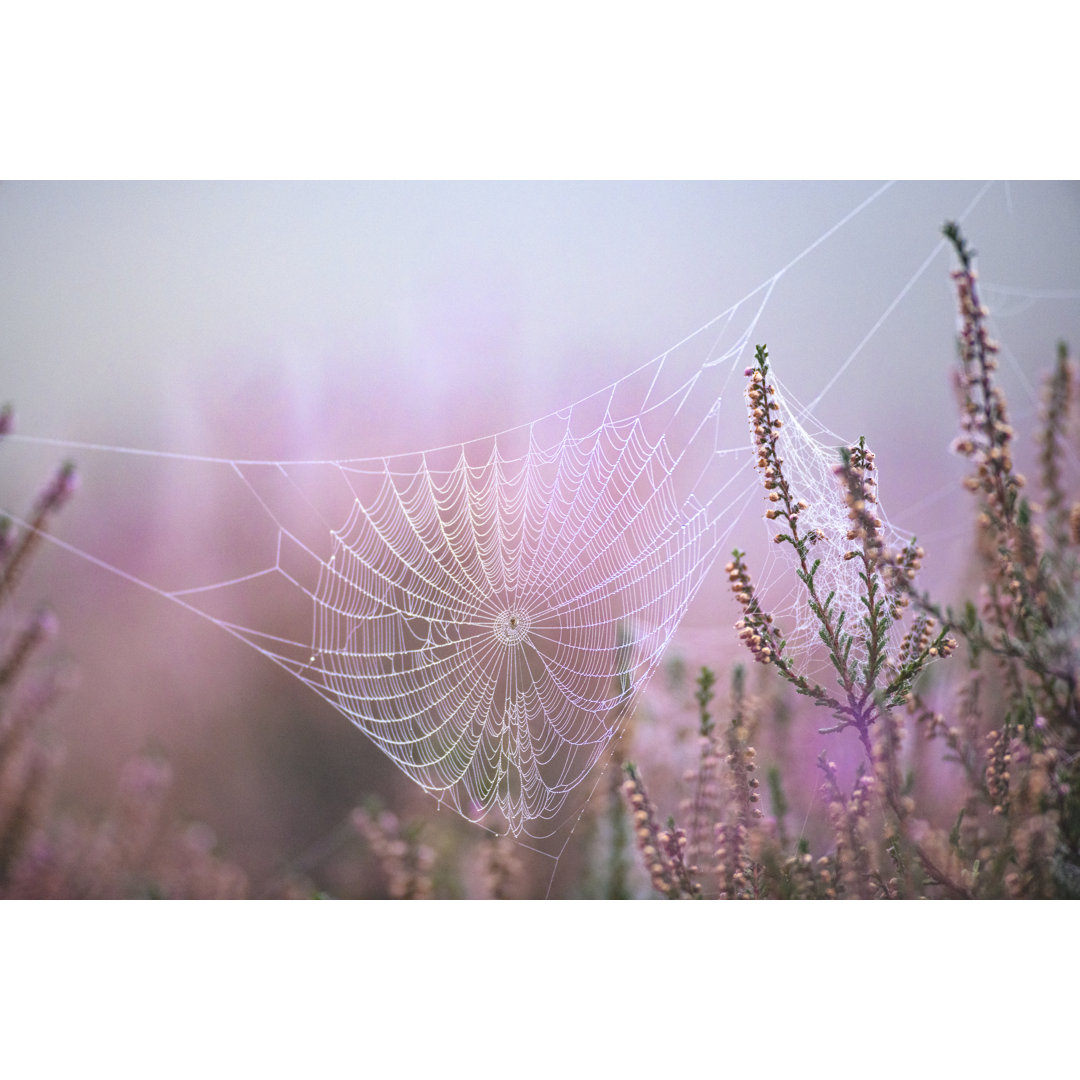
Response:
[[3, 181, 1076, 455]]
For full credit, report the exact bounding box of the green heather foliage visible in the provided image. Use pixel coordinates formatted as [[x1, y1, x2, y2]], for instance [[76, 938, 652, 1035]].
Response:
[[2, 224, 1077, 898], [622, 224, 1080, 899]]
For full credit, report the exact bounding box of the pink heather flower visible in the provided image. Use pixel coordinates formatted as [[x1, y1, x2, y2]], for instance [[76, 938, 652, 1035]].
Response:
[[35, 462, 79, 515]]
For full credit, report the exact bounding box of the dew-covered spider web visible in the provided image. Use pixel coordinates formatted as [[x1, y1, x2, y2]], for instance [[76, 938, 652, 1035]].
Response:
[[6, 181, 1077, 871], [15, 296, 769, 840]]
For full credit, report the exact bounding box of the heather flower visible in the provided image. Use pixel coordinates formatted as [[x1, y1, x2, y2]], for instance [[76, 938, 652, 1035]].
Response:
[[731, 347, 953, 760], [622, 762, 699, 898], [0, 420, 249, 899], [1, 459, 80, 600], [352, 804, 435, 900]]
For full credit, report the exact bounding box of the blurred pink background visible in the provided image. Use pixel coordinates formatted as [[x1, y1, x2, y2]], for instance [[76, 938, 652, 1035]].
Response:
[[2, 182, 1078, 889]]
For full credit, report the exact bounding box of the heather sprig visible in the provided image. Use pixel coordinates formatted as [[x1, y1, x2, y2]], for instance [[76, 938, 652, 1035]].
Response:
[[0, 458, 78, 601], [628, 664, 792, 899], [712, 225, 1080, 897], [819, 753, 877, 898], [1, 408, 250, 899], [713, 819, 751, 899], [622, 761, 700, 898], [352, 803, 435, 900], [730, 345, 954, 758], [682, 666, 722, 871], [0, 608, 57, 693], [935, 223, 1078, 731], [1038, 342, 1075, 551], [0, 420, 74, 892], [868, 224, 1080, 893], [716, 344, 977, 894]]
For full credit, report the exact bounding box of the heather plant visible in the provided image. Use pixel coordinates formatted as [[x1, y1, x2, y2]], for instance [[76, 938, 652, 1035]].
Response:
[[0, 414, 249, 899], [0, 424, 538, 900], [350, 802, 436, 900], [4, 220, 1076, 901], [0, 419, 76, 894], [622, 224, 1079, 899]]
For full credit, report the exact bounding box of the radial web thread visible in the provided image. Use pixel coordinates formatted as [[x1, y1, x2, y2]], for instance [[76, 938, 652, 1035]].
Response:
[[219, 309, 760, 838]]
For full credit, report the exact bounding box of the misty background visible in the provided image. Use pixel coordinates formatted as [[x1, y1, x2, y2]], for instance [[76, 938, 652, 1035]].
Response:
[[1, 181, 1077, 887]]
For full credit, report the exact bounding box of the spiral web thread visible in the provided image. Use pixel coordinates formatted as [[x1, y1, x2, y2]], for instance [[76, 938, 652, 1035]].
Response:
[[212, 303, 763, 839]]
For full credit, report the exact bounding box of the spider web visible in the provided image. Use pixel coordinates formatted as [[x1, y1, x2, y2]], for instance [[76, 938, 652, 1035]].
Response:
[[7, 278, 764, 843], [9, 180, 1075, 871], [104, 298, 758, 841]]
